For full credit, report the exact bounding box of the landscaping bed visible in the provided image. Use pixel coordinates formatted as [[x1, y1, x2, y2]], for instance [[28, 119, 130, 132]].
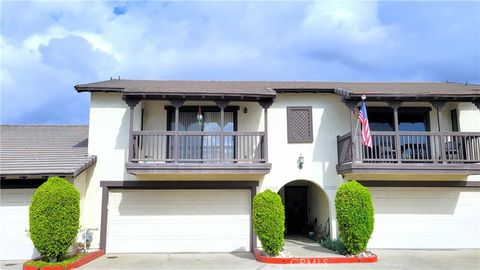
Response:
[[253, 247, 377, 264], [23, 250, 104, 270]]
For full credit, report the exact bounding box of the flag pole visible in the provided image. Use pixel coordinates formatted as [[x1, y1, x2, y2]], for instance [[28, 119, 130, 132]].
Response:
[[352, 95, 366, 143]]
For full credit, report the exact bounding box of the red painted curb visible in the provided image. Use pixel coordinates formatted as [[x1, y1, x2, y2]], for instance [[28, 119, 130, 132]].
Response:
[[23, 250, 105, 270], [253, 248, 378, 264], [66, 250, 104, 269]]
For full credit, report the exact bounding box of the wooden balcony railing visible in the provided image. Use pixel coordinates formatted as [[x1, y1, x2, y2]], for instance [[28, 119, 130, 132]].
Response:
[[338, 131, 480, 165], [131, 131, 266, 164]]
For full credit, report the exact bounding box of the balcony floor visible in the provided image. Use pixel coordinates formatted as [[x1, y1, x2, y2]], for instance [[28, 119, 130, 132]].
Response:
[[126, 162, 271, 175], [337, 161, 480, 175]]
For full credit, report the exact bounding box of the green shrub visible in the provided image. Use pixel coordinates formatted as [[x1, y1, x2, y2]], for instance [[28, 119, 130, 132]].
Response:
[[29, 176, 80, 261], [335, 180, 374, 255], [253, 190, 285, 256], [320, 238, 348, 255]]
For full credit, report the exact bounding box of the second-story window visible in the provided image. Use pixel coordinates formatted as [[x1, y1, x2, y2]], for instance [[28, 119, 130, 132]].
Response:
[[287, 106, 313, 143]]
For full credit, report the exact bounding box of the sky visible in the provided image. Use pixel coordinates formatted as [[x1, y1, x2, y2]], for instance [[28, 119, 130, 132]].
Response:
[[1, 0, 479, 124]]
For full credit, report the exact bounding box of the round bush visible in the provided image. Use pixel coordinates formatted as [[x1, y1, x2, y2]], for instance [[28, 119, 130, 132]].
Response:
[[253, 189, 285, 256], [335, 180, 374, 255], [29, 176, 80, 260]]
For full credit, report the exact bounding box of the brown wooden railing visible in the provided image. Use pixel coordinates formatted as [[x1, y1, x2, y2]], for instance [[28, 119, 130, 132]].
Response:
[[131, 131, 266, 164], [338, 131, 480, 164]]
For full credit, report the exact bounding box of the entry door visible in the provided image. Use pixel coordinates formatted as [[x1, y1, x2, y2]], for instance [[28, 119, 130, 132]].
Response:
[[285, 187, 308, 235]]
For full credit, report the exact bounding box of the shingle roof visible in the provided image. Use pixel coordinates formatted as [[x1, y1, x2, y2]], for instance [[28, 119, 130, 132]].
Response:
[[0, 125, 96, 178], [75, 79, 480, 100], [75, 80, 277, 97]]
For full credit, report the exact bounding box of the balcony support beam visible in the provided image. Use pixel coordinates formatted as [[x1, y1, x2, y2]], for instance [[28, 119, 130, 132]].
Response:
[[170, 100, 185, 163], [215, 101, 230, 162], [123, 97, 141, 162], [387, 101, 402, 163], [431, 101, 446, 162], [342, 99, 359, 162], [259, 100, 274, 163]]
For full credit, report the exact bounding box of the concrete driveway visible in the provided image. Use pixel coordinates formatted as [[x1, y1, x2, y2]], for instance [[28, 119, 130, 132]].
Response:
[[3, 250, 479, 270], [77, 250, 479, 270]]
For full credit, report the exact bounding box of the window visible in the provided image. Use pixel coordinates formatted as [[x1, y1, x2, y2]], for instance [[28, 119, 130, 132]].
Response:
[[366, 107, 431, 131], [166, 106, 238, 161], [287, 106, 313, 143]]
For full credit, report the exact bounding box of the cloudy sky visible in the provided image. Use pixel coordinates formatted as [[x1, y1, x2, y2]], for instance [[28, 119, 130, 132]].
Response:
[[1, 1, 479, 124]]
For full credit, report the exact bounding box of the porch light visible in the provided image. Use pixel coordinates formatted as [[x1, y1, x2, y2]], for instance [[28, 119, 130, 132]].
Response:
[[197, 106, 203, 125], [298, 154, 304, 169]]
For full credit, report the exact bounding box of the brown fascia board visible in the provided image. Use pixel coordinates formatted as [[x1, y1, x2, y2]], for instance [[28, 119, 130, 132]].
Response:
[[0, 156, 97, 179], [71, 156, 97, 178], [74, 85, 124, 93]]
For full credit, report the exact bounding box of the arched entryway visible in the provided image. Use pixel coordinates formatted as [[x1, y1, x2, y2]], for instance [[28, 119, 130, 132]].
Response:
[[278, 180, 331, 240]]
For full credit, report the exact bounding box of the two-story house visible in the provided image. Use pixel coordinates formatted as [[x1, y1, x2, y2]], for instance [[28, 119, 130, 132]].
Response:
[[2, 80, 478, 260], [72, 80, 480, 254]]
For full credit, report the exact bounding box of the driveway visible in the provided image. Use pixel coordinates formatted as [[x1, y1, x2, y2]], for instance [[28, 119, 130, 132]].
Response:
[[78, 250, 480, 270], [3, 250, 479, 270]]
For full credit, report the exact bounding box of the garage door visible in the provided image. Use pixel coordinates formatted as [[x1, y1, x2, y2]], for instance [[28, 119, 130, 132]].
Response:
[[0, 189, 38, 260], [367, 187, 480, 249], [107, 189, 251, 253]]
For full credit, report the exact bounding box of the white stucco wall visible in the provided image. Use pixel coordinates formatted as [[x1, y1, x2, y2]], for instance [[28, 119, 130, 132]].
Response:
[[81, 92, 480, 247]]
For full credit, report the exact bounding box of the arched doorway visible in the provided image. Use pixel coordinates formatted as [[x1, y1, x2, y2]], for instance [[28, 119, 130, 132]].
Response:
[[278, 180, 330, 240]]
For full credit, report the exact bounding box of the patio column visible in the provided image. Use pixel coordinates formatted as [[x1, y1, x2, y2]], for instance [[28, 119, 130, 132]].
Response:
[[122, 97, 140, 162], [387, 101, 402, 163], [431, 101, 446, 162], [170, 100, 185, 163], [215, 100, 229, 162], [260, 99, 274, 163], [342, 99, 358, 162]]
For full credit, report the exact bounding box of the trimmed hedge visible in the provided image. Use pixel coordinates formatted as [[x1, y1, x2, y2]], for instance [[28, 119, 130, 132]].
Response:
[[253, 190, 285, 256], [335, 180, 374, 255], [29, 176, 80, 260]]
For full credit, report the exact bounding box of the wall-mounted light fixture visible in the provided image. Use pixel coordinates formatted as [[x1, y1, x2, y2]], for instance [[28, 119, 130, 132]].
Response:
[[243, 107, 248, 114], [298, 154, 304, 169]]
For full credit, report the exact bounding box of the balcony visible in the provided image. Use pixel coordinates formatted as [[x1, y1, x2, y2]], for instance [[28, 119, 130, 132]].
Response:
[[337, 131, 480, 175], [126, 130, 270, 174]]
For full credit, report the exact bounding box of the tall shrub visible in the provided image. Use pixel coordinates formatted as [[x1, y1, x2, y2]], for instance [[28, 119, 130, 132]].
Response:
[[335, 180, 374, 255], [29, 176, 80, 260], [253, 190, 285, 256]]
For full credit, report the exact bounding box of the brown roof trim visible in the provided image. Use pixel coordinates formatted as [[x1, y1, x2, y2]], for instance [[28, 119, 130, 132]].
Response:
[[357, 180, 480, 188]]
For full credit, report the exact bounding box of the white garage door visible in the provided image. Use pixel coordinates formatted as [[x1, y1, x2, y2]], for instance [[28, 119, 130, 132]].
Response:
[[0, 189, 38, 260], [367, 187, 480, 249], [107, 189, 251, 253]]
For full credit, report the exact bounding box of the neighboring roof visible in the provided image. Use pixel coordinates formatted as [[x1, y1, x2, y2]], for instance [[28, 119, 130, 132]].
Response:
[[0, 125, 96, 178], [75, 79, 480, 101]]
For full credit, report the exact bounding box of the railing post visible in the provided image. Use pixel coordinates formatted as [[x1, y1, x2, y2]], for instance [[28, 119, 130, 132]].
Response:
[[170, 100, 184, 163], [432, 101, 446, 163], [388, 101, 402, 163], [215, 101, 229, 163], [259, 99, 274, 163], [342, 99, 359, 162], [122, 96, 140, 162]]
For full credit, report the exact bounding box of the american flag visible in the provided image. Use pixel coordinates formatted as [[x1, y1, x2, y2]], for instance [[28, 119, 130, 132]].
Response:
[[358, 101, 372, 148]]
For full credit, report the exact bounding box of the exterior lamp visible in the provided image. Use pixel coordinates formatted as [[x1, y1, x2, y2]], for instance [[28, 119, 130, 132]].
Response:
[[298, 154, 304, 169], [197, 106, 203, 125]]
